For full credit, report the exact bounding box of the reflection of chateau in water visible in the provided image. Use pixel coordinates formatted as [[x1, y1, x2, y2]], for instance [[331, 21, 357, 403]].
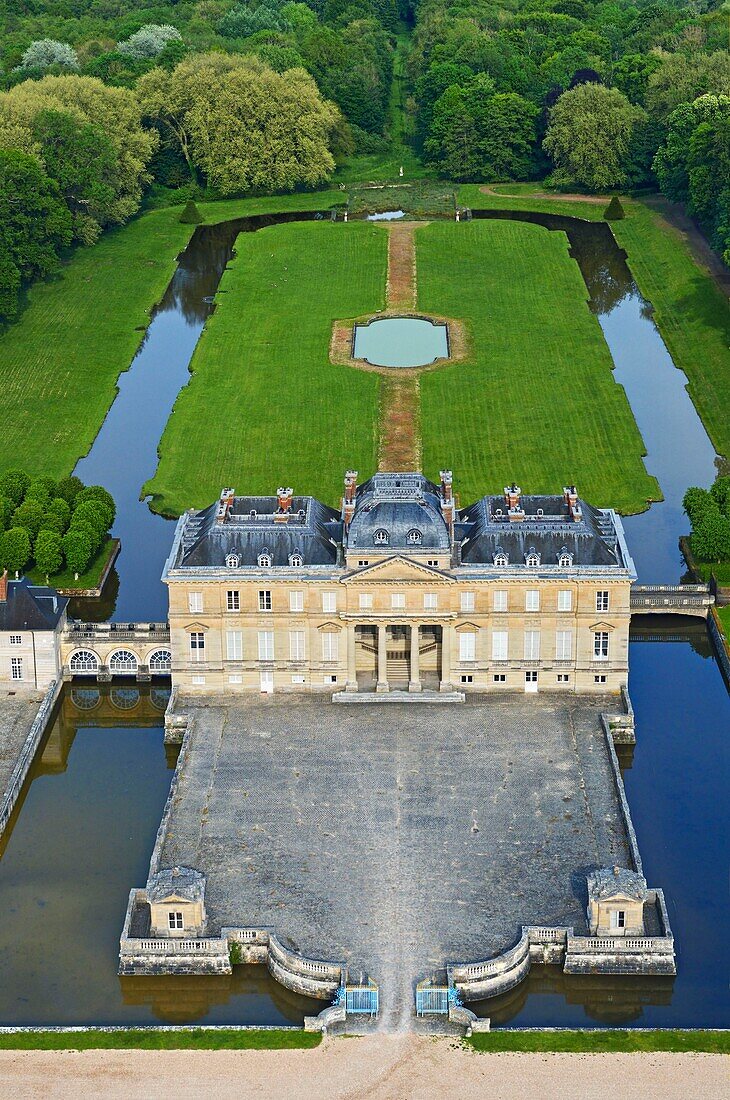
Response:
[[120, 965, 320, 1025], [473, 965, 675, 1027]]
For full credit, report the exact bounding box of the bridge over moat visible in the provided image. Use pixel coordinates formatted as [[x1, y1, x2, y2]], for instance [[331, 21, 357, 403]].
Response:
[[61, 622, 171, 680], [629, 584, 713, 618]]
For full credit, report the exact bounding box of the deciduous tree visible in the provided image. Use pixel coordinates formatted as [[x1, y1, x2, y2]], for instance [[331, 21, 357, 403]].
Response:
[[544, 83, 645, 191]]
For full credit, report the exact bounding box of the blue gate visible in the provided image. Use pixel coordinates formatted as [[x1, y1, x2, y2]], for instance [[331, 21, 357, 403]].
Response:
[[342, 985, 379, 1016], [415, 982, 460, 1016]]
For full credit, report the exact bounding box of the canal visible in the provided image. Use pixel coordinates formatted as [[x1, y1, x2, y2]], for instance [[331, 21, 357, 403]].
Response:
[[1, 209, 726, 1028]]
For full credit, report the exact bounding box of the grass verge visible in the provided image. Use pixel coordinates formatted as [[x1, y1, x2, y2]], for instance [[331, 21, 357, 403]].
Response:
[[25, 537, 118, 593], [467, 1029, 730, 1054], [0, 1029, 321, 1051], [417, 220, 659, 512], [145, 221, 386, 513]]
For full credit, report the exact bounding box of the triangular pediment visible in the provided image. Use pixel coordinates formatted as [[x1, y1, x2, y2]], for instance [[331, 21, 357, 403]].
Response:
[[599, 890, 640, 903], [156, 893, 194, 905], [184, 621, 209, 632], [344, 556, 454, 584], [590, 621, 615, 632]]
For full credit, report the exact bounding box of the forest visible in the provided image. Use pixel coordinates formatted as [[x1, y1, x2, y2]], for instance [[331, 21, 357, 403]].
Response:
[[0, 0, 728, 320]]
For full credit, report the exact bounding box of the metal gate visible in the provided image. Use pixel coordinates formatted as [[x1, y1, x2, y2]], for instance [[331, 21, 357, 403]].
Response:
[[344, 985, 379, 1016], [415, 985, 450, 1016]]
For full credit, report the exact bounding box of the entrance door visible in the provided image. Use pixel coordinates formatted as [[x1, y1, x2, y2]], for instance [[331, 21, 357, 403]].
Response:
[[260, 670, 274, 694], [525, 670, 538, 693]]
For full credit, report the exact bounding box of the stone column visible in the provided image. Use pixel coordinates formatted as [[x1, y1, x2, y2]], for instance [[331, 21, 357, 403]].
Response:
[[409, 624, 421, 692], [346, 623, 358, 692], [440, 624, 452, 692], [376, 624, 389, 693]]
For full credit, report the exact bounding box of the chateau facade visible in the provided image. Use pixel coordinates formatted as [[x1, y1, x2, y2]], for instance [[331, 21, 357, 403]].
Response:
[[162, 471, 636, 696]]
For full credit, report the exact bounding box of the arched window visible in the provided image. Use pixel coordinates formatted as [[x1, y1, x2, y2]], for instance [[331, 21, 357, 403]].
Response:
[[493, 552, 508, 567], [69, 649, 99, 674], [374, 529, 389, 545], [109, 649, 138, 674], [225, 553, 240, 568], [258, 550, 272, 567], [70, 687, 100, 710], [406, 529, 422, 544], [289, 552, 303, 567], [525, 551, 541, 567], [558, 552, 573, 567], [110, 687, 140, 710], [149, 648, 172, 673]]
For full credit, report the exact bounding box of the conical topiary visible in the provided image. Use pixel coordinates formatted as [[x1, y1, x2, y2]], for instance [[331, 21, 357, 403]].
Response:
[[179, 199, 203, 225], [603, 196, 625, 221]]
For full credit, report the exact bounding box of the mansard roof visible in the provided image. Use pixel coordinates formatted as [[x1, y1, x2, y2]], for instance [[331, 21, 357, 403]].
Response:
[[147, 866, 205, 904], [457, 494, 625, 568], [346, 472, 451, 552], [172, 495, 342, 569], [587, 866, 647, 903], [0, 578, 67, 632]]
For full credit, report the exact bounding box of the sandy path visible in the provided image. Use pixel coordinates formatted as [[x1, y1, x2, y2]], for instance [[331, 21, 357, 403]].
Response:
[[0, 1036, 727, 1100]]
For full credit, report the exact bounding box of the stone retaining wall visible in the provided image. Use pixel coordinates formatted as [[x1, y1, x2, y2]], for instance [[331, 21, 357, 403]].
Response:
[[708, 609, 730, 687], [0, 679, 61, 840]]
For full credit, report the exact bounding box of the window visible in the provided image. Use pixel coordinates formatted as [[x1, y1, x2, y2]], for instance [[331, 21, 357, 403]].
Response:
[[192, 675, 206, 686], [291, 675, 306, 684], [359, 593, 373, 610], [326, 674, 338, 684], [557, 674, 570, 683], [149, 649, 171, 673], [258, 631, 274, 661], [188, 591, 203, 613], [189, 632, 205, 661], [558, 552, 573, 567], [9, 635, 21, 646], [492, 631, 508, 661], [321, 632, 339, 662], [10, 657, 23, 681], [525, 590, 540, 612], [555, 630, 573, 661], [424, 593, 438, 610], [459, 632, 476, 662], [168, 911, 184, 930], [460, 674, 473, 684], [289, 631, 305, 661], [258, 590, 272, 611], [460, 591, 475, 612], [596, 590, 610, 612], [358, 560, 369, 567], [427, 560, 439, 567], [226, 631, 242, 661], [407, 529, 422, 544], [493, 674, 506, 683], [524, 630, 540, 660], [610, 910, 626, 930], [109, 649, 137, 674], [557, 590, 572, 612], [229, 674, 242, 685], [391, 593, 405, 610], [593, 631, 609, 660], [374, 529, 388, 545], [525, 552, 541, 567], [289, 590, 303, 612], [288, 553, 302, 567], [594, 674, 607, 684], [258, 551, 272, 567], [226, 590, 240, 611], [322, 591, 337, 613], [493, 552, 508, 567], [493, 590, 508, 612], [69, 649, 99, 674], [225, 553, 240, 568]]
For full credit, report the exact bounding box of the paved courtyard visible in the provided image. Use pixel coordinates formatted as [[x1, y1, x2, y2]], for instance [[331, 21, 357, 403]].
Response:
[[0, 691, 44, 806], [161, 694, 632, 1025]]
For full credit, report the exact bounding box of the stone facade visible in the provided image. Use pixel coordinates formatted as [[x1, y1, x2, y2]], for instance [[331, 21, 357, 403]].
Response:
[[162, 471, 636, 696], [0, 572, 67, 690]]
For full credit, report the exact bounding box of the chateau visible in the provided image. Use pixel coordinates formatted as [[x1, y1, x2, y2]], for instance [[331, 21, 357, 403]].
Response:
[[162, 470, 636, 695]]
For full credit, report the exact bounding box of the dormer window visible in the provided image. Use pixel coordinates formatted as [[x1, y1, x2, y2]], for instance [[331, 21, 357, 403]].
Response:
[[558, 550, 573, 567], [525, 550, 541, 567], [407, 529, 422, 544], [374, 529, 389, 545], [257, 550, 272, 567], [493, 551, 508, 566], [289, 552, 303, 567], [225, 553, 240, 568]]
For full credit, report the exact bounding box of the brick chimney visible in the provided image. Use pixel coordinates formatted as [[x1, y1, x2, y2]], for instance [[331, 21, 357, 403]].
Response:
[[440, 470, 455, 542], [504, 483, 524, 522], [342, 470, 358, 533], [0, 569, 7, 602], [274, 487, 293, 522], [216, 487, 235, 524], [563, 485, 582, 522]]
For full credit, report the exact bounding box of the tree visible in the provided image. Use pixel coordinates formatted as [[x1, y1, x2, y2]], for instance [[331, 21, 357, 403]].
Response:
[[710, 477, 730, 514], [139, 54, 340, 194], [12, 499, 45, 539], [691, 512, 730, 562], [0, 470, 30, 506], [55, 475, 84, 506], [34, 529, 63, 576], [646, 51, 730, 120], [117, 25, 183, 61], [604, 196, 625, 221], [0, 496, 14, 528], [0, 150, 72, 321], [71, 499, 112, 540], [179, 199, 202, 224], [75, 485, 115, 525], [17, 40, 79, 73], [24, 475, 56, 509], [544, 83, 645, 191], [0, 527, 31, 574], [62, 528, 93, 578]]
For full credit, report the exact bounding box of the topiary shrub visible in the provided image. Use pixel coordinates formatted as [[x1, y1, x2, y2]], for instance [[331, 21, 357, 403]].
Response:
[[604, 196, 625, 221], [179, 199, 203, 225]]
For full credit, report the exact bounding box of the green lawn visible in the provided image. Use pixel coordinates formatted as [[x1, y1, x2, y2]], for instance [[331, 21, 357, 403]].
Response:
[[26, 536, 118, 592], [417, 220, 660, 512], [145, 221, 387, 513], [0, 1028, 321, 1051], [717, 605, 730, 641], [467, 1029, 729, 1054]]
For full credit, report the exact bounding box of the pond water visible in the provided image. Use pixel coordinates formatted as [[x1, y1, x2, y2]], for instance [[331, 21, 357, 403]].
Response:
[[366, 210, 405, 220], [353, 316, 448, 368]]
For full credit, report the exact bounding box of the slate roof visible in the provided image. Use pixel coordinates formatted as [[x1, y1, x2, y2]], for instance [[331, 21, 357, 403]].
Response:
[[147, 866, 206, 904], [587, 866, 647, 902], [346, 473, 451, 553], [0, 578, 67, 632], [173, 496, 342, 569]]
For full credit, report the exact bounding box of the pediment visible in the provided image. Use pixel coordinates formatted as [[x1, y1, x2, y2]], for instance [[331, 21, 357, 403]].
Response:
[[184, 621, 209, 632], [455, 621, 480, 632], [156, 893, 194, 905], [598, 891, 640, 904], [590, 621, 615, 632], [317, 621, 342, 632], [344, 556, 453, 584]]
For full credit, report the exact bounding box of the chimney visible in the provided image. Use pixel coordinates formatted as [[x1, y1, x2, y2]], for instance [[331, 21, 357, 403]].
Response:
[[274, 487, 293, 522], [344, 470, 358, 504], [563, 485, 581, 522], [216, 487, 235, 524], [439, 470, 455, 543], [0, 569, 7, 601], [504, 483, 524, 522]]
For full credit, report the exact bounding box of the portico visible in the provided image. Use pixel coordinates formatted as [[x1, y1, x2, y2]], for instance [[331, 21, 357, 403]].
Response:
[[345, 622, 448, 694]]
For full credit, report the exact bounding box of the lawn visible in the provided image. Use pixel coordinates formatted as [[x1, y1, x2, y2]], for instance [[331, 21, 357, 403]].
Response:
[[145, 221, 387, 513], [25, 536, 118, 593], [417, 220, 660, 512], [467, 1029, 729, 1054], [0, 1028, 321, 1051]]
